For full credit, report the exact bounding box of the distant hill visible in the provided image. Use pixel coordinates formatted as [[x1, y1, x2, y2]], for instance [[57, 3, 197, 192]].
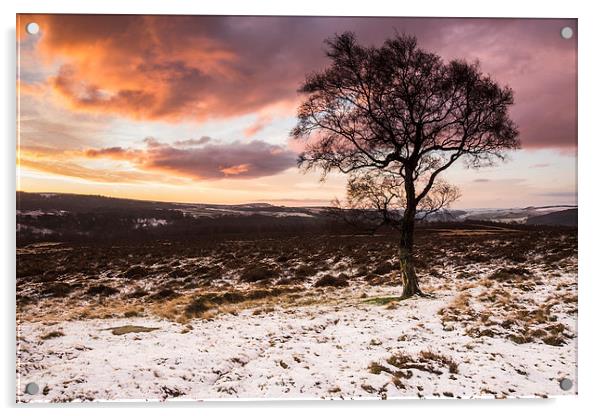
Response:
[[16, 191, 578, 243], [15, 191, 335, 244], [526, 209, 577, 227], [16, 191, 323, 217], [17, 191, 179, 213]]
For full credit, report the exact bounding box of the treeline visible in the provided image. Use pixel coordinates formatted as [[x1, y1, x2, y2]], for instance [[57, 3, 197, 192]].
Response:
[[16, 211, 350, 245]]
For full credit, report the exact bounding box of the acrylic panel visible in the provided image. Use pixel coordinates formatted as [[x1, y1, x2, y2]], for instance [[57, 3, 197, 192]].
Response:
[[16, 14, 577, 402]]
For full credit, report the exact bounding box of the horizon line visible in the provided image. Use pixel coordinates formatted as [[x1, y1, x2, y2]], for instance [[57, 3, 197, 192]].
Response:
[[15, 190, 578, 211]]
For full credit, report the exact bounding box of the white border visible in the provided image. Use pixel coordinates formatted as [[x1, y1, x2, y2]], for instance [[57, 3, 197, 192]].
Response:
[[2, 1, 600, 415]]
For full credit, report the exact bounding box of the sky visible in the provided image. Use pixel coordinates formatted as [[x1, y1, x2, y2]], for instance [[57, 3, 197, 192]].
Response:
[[16, 15, 577, 209]]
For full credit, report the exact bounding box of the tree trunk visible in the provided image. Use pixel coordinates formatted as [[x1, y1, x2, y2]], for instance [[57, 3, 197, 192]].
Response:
[[399, 204, 422, 298], [399, 162, 422, 298]]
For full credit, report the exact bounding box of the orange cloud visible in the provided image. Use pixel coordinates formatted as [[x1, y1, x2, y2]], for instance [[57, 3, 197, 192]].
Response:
[[84, 146, 141, 160], [17, 145, 179, 185], [17, 80, 46, 96], [18, 157, 175, 184], [18, 14, 301, 122], [19, 134, 297, 184], [220, 163, 251, 175], [83, 138, 297, 180]]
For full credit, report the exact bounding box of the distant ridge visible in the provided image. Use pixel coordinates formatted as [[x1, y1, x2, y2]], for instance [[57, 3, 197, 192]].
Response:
[[17, 191, 578, 213], [526, 209, 577, 227], [522, 205, 577, 210]]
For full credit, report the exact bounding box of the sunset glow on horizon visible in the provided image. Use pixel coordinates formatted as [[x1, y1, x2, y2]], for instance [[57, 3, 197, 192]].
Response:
[[17, 15, 577, 209]]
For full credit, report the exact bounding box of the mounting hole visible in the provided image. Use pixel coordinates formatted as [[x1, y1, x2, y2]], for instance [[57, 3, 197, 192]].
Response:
[[560, 26, 574, 40], [25, 22, 39, 35], [559, 378, 573, 391], [25, 382, 39, 395]]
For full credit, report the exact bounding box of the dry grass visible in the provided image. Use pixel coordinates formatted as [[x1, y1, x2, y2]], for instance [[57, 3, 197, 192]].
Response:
[[17, 226, 577, 351], [368, 349, 460, 390], [106, 325, 159, 336], [368, 361, 389, 375], [437, 265, 576, 347], [40, 330, 64, 340], [419, 350, 459, 374], [184, 286, 303, 318]]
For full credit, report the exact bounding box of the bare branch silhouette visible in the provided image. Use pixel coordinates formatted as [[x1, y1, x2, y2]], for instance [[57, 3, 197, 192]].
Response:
[[292, 32, 519, 298], [331, 171, 459, 232]]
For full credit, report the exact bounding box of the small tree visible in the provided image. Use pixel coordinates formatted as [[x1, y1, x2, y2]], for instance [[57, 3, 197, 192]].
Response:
[[333, 171, 460, 231], [291, 33, 519, 298]]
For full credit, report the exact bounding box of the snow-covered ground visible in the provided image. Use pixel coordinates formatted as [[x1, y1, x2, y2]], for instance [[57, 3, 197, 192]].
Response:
[[17, 284, 576, 402], [16, 228, 578, 402]]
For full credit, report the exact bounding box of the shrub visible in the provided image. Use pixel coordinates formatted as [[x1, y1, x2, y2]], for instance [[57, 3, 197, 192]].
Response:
[[42, 283, 76, 298], [129, 288, 148, 298], [542, 334, 565, 346], [314, 274, 349, 287], [185, 297, 213, 316], [368, 362, 388, 374], [275, 277, 304, 285], [196, 265, 223, 281], [86, 285, 119, 297], [295, 264, 317, 278], [122, 265, 147, 279], [354, 265, 369, 277], [373, 262, 396, 275], [507, 334, 532, 344], [488, 267, 530, 281], [148, 288, 178, 300], [419, 350, 459, 374], [168, 268, 189, 278], [240, 265, 278, 282], [386, 353, 413, 369]]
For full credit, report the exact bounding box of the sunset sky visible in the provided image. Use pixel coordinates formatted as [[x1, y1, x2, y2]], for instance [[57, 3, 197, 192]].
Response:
[[17, 15, 577, 208]]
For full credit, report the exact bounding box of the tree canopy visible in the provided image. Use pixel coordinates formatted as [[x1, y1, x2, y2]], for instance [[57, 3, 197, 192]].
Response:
[[292, 32, 519, 206]]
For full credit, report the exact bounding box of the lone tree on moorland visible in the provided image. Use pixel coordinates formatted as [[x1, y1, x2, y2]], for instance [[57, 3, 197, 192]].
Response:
[[291, 33, 519, 298]]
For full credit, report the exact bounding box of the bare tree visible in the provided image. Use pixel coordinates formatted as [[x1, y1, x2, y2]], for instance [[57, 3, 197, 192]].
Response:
[[291, 33, 519, 298], [333, 171, 460, 231]]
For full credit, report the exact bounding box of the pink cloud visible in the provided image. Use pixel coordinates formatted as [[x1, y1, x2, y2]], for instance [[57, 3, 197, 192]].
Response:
[[19, 15, 576, 150], [84, 138, 297, 180], [244, 115, 273, 137]]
